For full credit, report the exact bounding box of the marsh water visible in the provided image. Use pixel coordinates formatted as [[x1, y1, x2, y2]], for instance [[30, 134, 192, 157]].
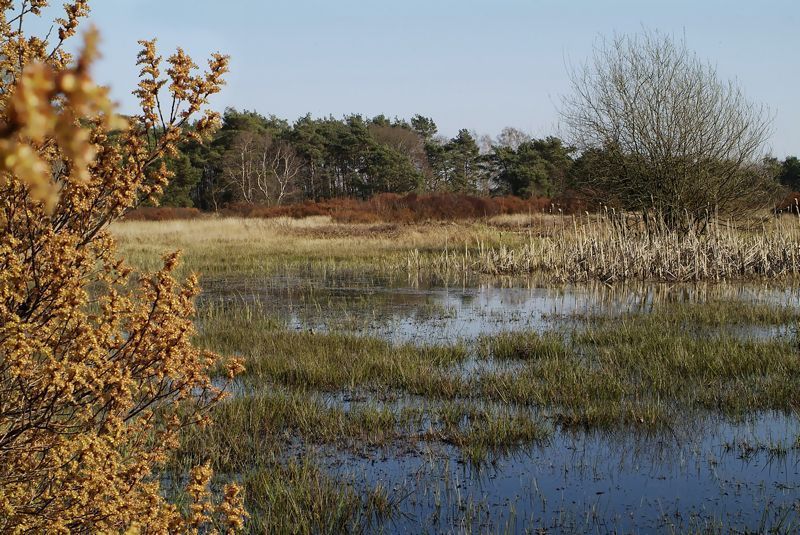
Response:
[[201, 272, 800, 532], [201, 271, 800, 343]]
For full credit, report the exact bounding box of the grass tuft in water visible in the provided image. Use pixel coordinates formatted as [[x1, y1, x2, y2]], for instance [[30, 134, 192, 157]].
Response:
[[243, 458, 393, 535]]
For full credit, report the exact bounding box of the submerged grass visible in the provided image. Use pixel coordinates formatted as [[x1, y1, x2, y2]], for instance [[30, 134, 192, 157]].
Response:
[[193, 297, 800, 444], [723, 436, 800, 460], [426, 404, 551, 464]]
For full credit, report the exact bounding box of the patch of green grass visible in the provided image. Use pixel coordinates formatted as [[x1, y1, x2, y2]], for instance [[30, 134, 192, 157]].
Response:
[[580, 299, 800, 328], [661, 299, 800, 327], [199, 312, 468, 393], [477, 362, 636, 427], [431, 404, 550, 464], [476, 304, 800, 428], [575, 317, 800, 412], [478, 331, 569, 361], [195, 302, 283, 354], [177, 388, 411, 472], [243, 458, 392, 535]]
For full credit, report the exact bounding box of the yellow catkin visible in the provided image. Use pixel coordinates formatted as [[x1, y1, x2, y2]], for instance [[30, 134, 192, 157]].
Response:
[[0, 2, 245, 532]]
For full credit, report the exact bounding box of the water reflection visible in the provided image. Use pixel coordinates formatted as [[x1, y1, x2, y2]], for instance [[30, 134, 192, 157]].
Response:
[[199, 271, 800, 344], [198, 271, 800, 532], [323, 412, 800, 533]]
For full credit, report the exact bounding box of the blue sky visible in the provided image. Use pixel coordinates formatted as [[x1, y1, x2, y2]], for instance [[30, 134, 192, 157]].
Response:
[[78, 0, 799, 155]]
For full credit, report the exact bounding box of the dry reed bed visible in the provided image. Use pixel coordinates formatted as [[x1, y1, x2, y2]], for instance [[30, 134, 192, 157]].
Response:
[[410, 216, 800, 283]]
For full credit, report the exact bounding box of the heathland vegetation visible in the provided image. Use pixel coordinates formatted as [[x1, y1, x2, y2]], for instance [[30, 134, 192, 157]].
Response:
[[2, 1, 800, 534]]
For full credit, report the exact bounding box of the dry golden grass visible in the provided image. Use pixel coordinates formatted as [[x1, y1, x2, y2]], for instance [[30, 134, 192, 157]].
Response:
[[111, 216, 524, 278], [485, 212, 565, 229], [113, 212, 800, 283]]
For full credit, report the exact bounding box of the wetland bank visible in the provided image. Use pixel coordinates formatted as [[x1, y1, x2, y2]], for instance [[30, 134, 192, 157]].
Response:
[[114, 215, 800, 533]]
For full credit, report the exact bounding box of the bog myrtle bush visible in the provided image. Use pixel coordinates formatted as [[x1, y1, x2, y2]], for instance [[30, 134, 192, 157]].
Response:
[[0, 2, 245, 531]]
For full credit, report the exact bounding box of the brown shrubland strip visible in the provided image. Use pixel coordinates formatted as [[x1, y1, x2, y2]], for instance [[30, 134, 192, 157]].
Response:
[[122, 206, 204, 221], [126, 192, 587, 222]]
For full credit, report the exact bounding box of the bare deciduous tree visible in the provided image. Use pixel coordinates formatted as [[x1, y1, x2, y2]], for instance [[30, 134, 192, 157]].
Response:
[[561, 30, 776, 229], [368, 124, 431, 176], [495, 127, 531, 151], [267, 140, 302, 205], [223, 131, 301, 205]]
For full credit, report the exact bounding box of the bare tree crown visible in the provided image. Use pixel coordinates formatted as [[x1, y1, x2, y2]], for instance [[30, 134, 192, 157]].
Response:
[[562, 30, 775, 227]]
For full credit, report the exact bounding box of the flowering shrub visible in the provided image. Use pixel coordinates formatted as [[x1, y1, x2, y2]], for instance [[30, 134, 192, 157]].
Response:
[[0, 2, 245, 532]]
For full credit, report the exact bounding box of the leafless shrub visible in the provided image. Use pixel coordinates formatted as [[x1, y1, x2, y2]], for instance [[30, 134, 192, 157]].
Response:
[[562, 30, 777, 230]]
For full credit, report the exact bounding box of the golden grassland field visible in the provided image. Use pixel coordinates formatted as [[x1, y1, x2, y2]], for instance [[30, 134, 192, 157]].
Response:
[[110, 215, 800, 533], [112, 215, 523, 279], [114, 211, 800, 283]]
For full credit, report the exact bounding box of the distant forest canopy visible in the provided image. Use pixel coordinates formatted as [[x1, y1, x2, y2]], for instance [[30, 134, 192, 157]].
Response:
[[153, 108, 799, 211]]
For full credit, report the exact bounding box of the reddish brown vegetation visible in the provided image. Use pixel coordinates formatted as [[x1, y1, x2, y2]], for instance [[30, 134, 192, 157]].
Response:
[[775, 192, 800, 215], [226, 193, 578, 223], [124, 193, 587, 223], [124, 206, 203, 221]]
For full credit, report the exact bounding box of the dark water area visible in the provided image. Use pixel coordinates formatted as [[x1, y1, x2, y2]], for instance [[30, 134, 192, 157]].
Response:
[[200, 271, 800, 532], [323, 412, 800, 533]]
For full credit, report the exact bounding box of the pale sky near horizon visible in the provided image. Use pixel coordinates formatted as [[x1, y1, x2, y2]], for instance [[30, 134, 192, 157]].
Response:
[[72, 0, 799, 155]]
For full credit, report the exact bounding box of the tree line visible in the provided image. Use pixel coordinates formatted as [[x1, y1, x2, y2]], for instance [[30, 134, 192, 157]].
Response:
[[158, 109, 578, 210], [158, 107, 797, 214]]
